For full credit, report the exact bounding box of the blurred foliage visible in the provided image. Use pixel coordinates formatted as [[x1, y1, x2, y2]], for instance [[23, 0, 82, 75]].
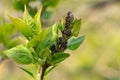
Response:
[[0, 16, 20, 61], [4, 6, 84, 80], [0, 0, 60, 62], [0, 0, 120, 80], [42, 0, 60, 7], [13, 0, 36, 16], [12, 0, 60, 22]]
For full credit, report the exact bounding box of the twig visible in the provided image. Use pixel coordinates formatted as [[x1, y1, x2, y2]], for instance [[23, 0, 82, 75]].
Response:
[[40, 62, 49, 80]]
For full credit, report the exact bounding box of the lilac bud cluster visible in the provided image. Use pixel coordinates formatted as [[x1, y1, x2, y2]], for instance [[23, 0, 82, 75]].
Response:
[[50, 11, 74, 53]]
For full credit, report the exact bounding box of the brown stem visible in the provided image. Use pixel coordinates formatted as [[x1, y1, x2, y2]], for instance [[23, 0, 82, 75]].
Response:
[[41, 67, 45, 80], [40, 63, 49, 80]]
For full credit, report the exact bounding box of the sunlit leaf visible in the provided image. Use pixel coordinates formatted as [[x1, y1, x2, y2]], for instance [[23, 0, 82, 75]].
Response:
[[23, 6, 41, 35], [23, 6, 33, 22], [4, 45, 33, 64], [51, 23, 58, 41], [58, 18, 64, 31], [34, 6, 42, 33], [28, 24, 57, 49], [71, 19, 81, 37], [9, 16, 33, 39], [28, 27, 51, 48], [34, 6, 42, 22]]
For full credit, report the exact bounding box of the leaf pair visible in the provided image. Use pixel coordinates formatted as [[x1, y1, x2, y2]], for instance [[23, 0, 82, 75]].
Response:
[[9, 6, 42, 40]]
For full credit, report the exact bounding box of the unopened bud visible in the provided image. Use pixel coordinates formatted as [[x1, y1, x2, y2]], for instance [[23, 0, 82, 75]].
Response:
[[50, 44, 56, 52], [59, 37, 64, 44], [62, 29, 71, 36], [65, 11, 74, 28], [67, 11, 74, 22]]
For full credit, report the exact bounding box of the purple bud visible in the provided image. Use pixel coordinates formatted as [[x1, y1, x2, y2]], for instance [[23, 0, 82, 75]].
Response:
[[62, 29, 71, 36]]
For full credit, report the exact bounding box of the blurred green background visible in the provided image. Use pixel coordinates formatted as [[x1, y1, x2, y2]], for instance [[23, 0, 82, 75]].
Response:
[[0, 0, 120, 80]]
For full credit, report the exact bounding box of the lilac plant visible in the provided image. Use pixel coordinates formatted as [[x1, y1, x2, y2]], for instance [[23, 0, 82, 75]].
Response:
[[4, 6, 85, 80]]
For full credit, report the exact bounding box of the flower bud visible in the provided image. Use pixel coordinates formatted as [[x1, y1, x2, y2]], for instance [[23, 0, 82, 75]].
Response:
[[62, 29, 71, 36], [65, 11, 74, 28], [59, 37, 65, 44], [67, 11, 74, 22], [50, 44, 56, 52]]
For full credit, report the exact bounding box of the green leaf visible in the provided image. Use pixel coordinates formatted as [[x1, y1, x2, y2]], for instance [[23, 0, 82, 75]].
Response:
[[38, 57, 46, 65], [34, 6, 42, 33], [13, 0, 36, 11], [42, 11, 52, 19], [45, 66, 56, 75], [28, 26, 54, 61], [24, 0, 36, 3], [68, 35, 85, 50], [4, 45, 33, 64], [43, 0, 60, 7], [58, 18, 64, 31], [71, 19, 81, 37], [51, 23, 58, 41], [28, 27, 51, 48], [9, 16, 33, 39], [23, 6, 40, 35], [0, 24, 15, 42], [20, 67, 35, 78], [23, 6, 33, 22], [28, 24, 57, 49], [6, 38, 20, 49], [2, 24, 15, 34], [28, 24, 57, 60], [13, 1, 24, 11], [49, 52, 70, 65], [34, 6, 42, 22], [37, 48, 50, 64]]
